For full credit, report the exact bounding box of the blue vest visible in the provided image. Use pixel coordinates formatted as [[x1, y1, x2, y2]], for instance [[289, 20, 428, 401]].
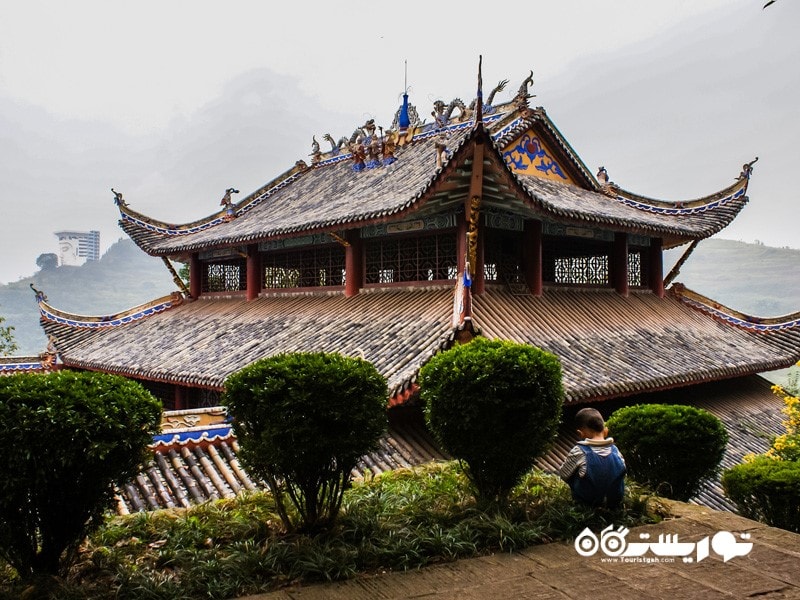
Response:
[[568, 444, 626, 508]]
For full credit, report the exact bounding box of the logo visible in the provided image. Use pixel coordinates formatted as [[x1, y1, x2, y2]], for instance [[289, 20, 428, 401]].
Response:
[[575, 525, 753, 564]]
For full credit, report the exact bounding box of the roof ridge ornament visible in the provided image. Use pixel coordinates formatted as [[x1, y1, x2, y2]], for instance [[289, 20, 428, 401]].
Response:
[[30, 283, 47, 304], [310, 136, 322, 165], [514, 70, 535, 109], [398, 59, 412, 135], [220, 187, 239, 221], [431, 98, 469, 129], [738, 156, 759, 180], [474, 55, 484, 125], [111, 187, 127, 207]]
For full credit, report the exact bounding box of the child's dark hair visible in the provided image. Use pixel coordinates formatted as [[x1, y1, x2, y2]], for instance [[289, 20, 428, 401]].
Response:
[[575, 407, 605, 433]]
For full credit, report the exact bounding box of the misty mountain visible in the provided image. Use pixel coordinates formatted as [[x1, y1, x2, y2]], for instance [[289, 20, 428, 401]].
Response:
[[0, 239, 176, 354], [666, 239, 800, 318]]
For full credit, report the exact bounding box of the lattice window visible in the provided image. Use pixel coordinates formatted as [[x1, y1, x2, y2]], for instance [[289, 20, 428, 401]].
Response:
[[628, 249, 648, 288], [365, 232, 456, 284], [543, 236, 611, 286], [139, 380, 174, 410], [552, 256, 609, 284], [262, 245, 345, 289], [202, 259, 246, 292], [484, 230, 523, 283], [188, 388, 222, 409]]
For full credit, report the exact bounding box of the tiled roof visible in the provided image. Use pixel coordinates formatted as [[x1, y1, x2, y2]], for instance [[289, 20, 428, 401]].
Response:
[[0, 355, 49, 375], [118, 103, 751, 257], [514, 174, 749, 243], [40, 286, 800, 405], [472, 286, 799, 403], [116, 406, 449, 514], [116, 375, 782, 515], [41, 287, 459, 399]]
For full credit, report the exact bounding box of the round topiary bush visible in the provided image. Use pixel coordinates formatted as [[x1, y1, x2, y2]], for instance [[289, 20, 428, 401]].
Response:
[[419, 337, 563, 507], [223, 352, 388, 532], [0, 371, 162, 579], [606, 403, 728, 501], [722, 456, 800, 533]]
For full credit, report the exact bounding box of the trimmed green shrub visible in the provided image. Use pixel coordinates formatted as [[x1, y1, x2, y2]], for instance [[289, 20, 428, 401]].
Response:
[[419, 337, 563, 507], [223, 352, 387, 532], [0, 371, 162, 579], [607, 403, 728, 501], [722, 457, 800, 532]]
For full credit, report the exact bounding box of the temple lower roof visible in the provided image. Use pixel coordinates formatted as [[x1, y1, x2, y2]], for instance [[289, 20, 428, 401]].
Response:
[[116, 374, 783, 515], [39, 285, 800, 405]]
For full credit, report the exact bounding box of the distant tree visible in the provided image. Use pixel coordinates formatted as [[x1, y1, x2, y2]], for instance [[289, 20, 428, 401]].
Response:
[[0, 310, 17, 356], [0, 371, 162, 582], [177, 261, 190, 285], [36, 253, 59, 271]]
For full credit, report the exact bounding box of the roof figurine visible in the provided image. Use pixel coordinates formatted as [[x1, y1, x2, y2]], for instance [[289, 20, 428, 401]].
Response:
[[111, 188, 126, 206], [739, 156, 759, 180], [475, 78, 509, 116], [310, 136, 322, 165], [219, 187, 239, 221], [514, 70, 535, 109], [323, 132, 348, 155]]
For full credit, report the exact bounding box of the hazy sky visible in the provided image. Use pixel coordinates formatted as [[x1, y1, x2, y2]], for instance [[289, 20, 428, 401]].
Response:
[[1, 0, 797, 284]]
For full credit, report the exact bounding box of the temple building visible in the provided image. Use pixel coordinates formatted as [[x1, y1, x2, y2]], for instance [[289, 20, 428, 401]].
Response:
[[10, 70, 800, 512]]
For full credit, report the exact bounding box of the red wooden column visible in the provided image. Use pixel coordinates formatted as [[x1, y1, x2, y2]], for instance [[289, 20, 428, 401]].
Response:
[[246, 244, 261, 300], [174, 385, 187, 411], [189, 252, 201, 299], [649, 237, 665, 297], [523, 220, 543, 296], [612, 232, 629, 296], [345, 230, 363, 297]]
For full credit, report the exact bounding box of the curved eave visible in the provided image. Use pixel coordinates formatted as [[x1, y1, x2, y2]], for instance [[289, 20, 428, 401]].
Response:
[[672, 284, 800, 333], [38, 293, 183, 329], [118, 161, 311, 255], [494, 149, 751, 241], [130, 126, 482, 257], [0, 356, 49, 374]]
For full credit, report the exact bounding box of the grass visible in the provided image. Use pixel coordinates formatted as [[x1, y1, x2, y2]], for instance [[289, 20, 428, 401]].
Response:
[[0, 461, 662, 600]]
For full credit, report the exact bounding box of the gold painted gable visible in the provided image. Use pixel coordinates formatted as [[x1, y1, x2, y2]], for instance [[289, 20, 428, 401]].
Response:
[[501, 129, 576, 184]]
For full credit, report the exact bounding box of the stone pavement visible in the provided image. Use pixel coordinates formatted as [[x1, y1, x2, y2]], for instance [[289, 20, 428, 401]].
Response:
[[241, 501, 800, 600]]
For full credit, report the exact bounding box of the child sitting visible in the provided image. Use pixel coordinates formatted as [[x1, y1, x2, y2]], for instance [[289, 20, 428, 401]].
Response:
[[559, 408, 626, 508]]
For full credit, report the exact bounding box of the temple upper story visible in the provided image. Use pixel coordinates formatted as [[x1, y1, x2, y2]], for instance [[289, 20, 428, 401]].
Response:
[[112, 71, 755, 303]]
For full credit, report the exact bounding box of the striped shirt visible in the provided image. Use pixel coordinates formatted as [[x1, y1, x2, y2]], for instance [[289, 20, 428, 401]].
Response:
[[559, 438, 625, 481]]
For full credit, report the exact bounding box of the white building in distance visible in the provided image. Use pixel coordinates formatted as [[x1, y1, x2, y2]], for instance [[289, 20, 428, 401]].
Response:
[[54, 230, 100, 266]]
